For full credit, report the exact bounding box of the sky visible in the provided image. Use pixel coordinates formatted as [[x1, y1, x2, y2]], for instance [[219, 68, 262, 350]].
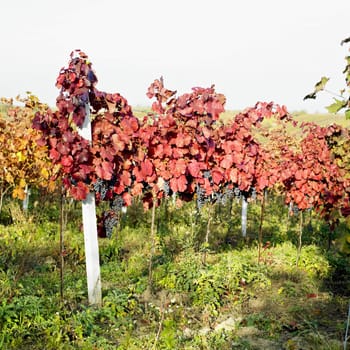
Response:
[[0, 0, 349, 113]]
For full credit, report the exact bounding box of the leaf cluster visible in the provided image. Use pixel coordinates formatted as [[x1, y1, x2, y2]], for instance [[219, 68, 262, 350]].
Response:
[[30, 50, 350, 233], [0, 94, 57, 202], [304, 37, 350, 119]]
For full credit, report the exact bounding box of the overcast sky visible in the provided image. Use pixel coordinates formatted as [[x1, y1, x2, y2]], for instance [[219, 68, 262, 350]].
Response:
[[1, 0, 349, 113]]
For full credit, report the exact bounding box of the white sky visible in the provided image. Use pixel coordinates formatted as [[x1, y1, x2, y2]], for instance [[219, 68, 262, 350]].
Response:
[[0, 0, 349, 113]]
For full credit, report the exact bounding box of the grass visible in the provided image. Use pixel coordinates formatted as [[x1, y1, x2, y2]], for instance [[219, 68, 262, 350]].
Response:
[[293, 110, 350, 128], [0, 193, 350, 349]]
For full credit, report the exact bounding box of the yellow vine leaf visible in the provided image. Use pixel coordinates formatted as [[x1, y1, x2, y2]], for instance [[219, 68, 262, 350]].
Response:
[[19, 178, 26, 188], [5, 172, 14, 184], [48, 180, 56, 192], [12, 186, 25, 200], [16, 151, 26, 162], [40, 167, 50, 179]]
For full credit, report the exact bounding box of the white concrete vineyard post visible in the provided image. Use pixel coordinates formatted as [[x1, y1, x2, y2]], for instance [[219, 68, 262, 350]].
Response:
[[23, 184, 30, 212], [241, 196, 248, 237], [77, 104, 102, 306]]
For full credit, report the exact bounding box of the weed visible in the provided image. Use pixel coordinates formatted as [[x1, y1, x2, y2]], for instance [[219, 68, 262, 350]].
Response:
[[0, 193, 349, 348]]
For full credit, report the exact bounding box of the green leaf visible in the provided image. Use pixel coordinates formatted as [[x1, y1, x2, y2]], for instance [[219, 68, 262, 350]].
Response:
[[326, 98, 347, 114], [315, 76, 330, 92], [303, 76, 329, 100], [303, 92, 317, 100], [345, 109, 350, 119], [341, 37, 350, 45]]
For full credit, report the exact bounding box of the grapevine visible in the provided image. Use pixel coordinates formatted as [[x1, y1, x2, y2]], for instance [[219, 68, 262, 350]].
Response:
[[29, 49, 350, 238]]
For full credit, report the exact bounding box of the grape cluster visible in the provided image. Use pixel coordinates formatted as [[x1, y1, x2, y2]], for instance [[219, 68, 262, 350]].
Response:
[[213, 186, 248, 206], [203, 170, 211, 179], [233, 187, 240, 197], [211, 191, 223, 204], [69, 176, 78, 186], [292, 206, 299, 216], [93, 177, 119, 200], [163, 180, 170, 196], [203, 170, 214, 186], [250, 187, 257, 200], [214, 187, 234, 205], [202, 186, 257, 207], [93, 178, 109, 200], [289, 202, 299, 216], [242, 187, 256, 201], [110, 195, 124, 212], [196, 184, 208, 210], [103, 211, 118, 238]]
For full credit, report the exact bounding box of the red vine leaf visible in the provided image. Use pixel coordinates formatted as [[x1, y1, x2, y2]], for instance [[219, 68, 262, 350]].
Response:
[[188, 161, 202, 178], [95, 161, 113, 180], [170, 175, 187, 193], [70, 181, 89, 200]]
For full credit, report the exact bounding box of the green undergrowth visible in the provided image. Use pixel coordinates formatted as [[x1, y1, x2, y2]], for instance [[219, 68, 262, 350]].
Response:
[[0, 196, 350, 349]]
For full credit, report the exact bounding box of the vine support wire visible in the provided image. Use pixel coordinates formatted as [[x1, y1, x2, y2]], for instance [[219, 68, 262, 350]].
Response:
[[77, 103, 102, 306], [344, 301, 350, 350]]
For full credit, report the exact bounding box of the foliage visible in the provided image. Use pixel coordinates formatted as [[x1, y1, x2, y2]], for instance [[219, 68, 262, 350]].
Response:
[[0, 95, 57, 213], [154, 248, 271, 317], [28, 49, 350, 245], [284, 123, 349, 217], [304, 36, 350, 119], [2, 45, 350, 348]]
